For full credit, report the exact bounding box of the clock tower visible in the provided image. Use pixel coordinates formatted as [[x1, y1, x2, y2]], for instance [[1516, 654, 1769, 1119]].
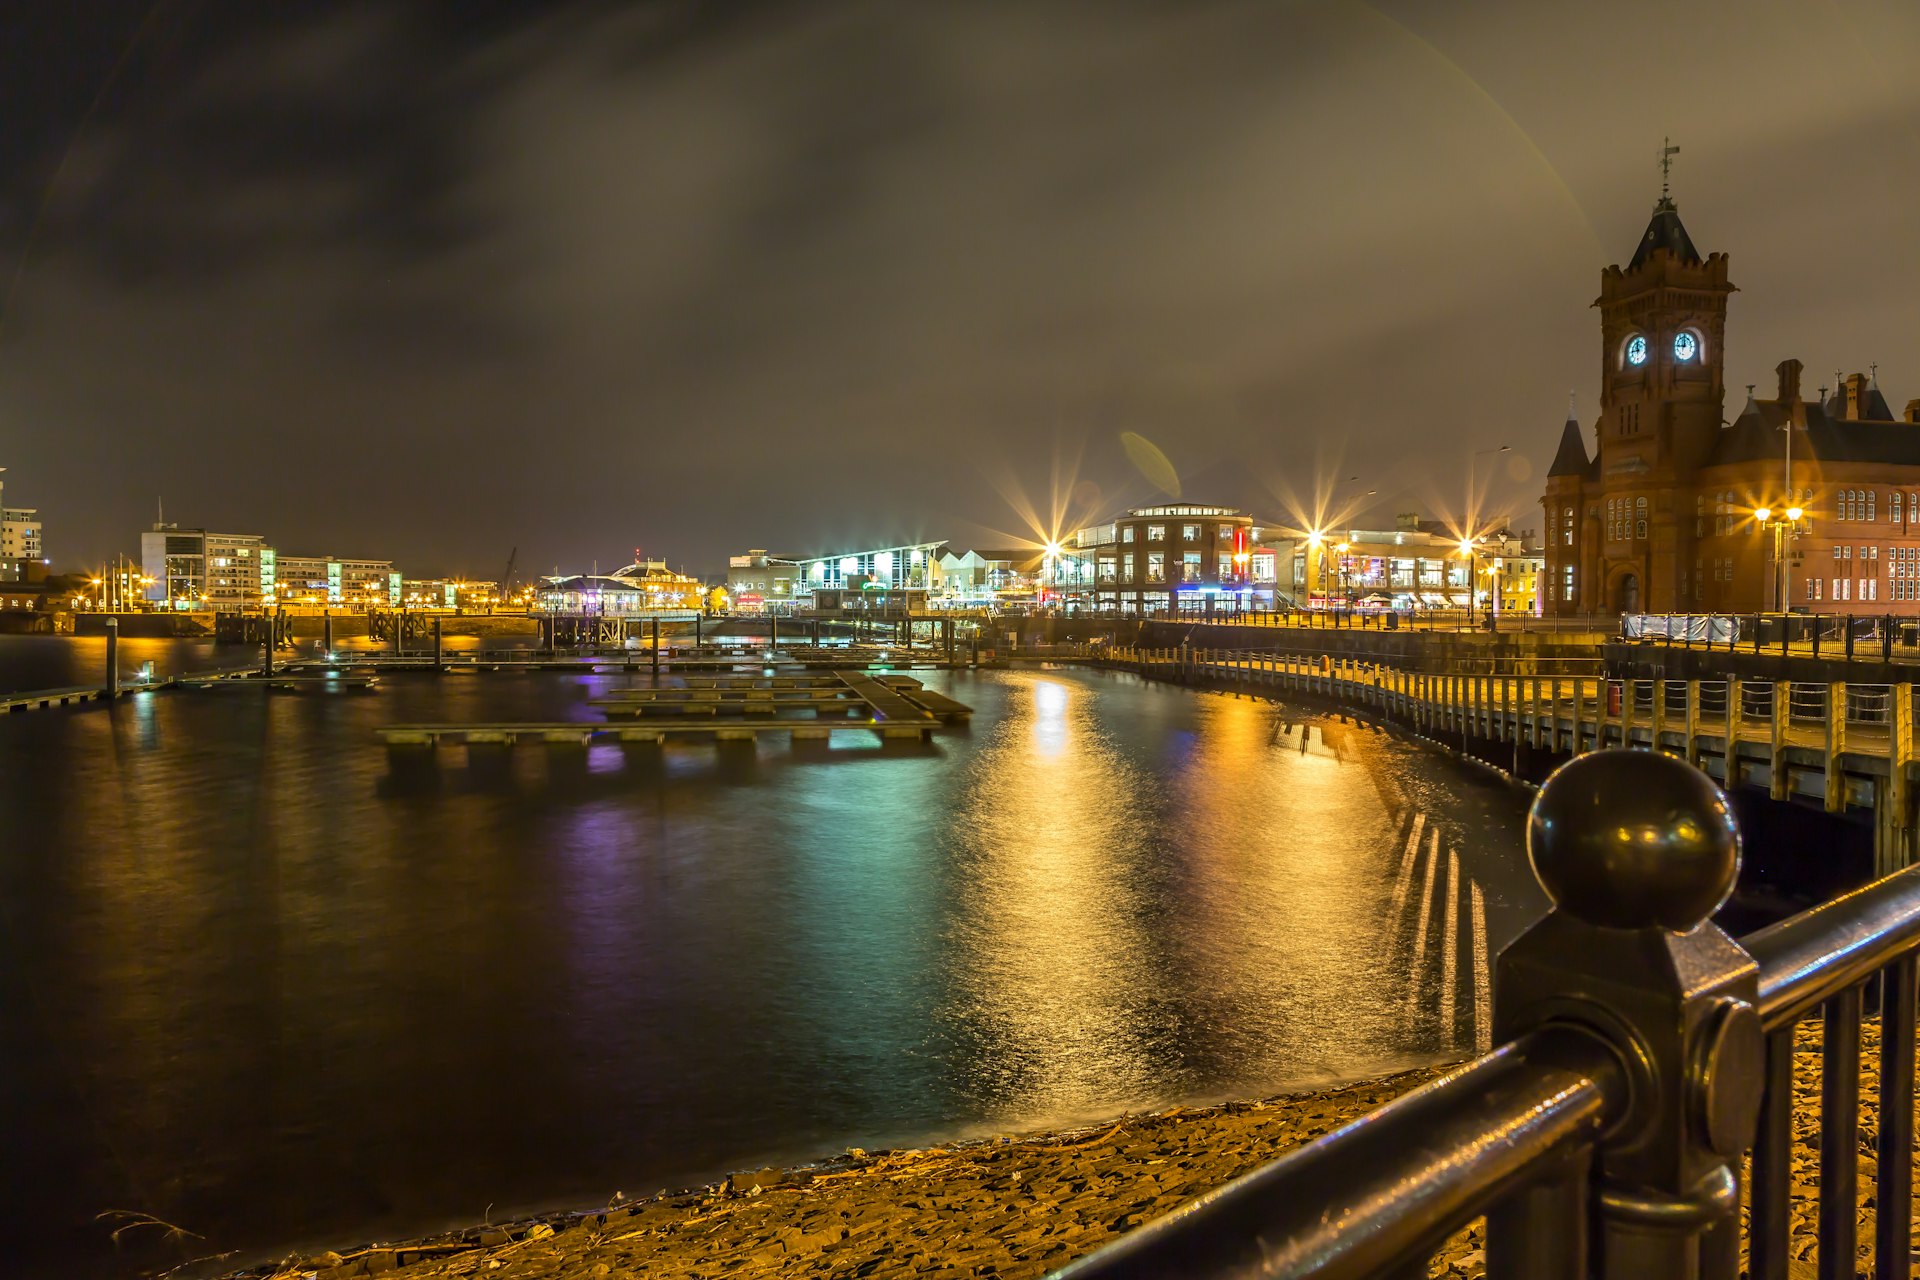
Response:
[[1589, 180, 1734, 614]]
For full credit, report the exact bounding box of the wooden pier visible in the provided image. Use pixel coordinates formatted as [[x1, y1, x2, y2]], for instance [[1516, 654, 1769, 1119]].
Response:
[[1079, 643, 1920, 876], [377, 672, 970, 752]]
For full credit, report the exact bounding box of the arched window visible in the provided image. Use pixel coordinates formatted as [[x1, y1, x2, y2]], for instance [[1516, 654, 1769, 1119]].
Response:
[[1869, 491, 1877, 521], [1895, 493, 1903, 526], [1563, 507, 1574, 546], [1635, 495, 1648, 540]]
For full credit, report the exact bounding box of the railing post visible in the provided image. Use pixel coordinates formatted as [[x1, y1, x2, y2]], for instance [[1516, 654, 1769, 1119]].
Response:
[[1684, 679, 1701, 767], [1770, 680, 1790, 801], [1572, 678, 1587, 755], [1825, 682, 1847, 813], [1884, 686, 1916, 876], [1491, 751, 1761, 1279]]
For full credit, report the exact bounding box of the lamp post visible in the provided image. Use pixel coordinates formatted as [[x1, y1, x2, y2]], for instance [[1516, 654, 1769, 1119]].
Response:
[[1458, 536, 1479, 625], [1754, 505, 1803, 613]]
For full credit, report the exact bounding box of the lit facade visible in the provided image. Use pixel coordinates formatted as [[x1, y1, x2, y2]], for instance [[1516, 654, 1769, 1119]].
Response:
[[0, 470, 42, 563], [275, 555, 401, 608], [1292, 517, 1538, 612], [785, 541, 944, 599], [1066, 505, 1260, 613], [1542, 192, 1920, 617], [536, 560, 702, 613], [401, 579, 503, 610], [726, 550, 803, 612], [140, 525, 270, 609]]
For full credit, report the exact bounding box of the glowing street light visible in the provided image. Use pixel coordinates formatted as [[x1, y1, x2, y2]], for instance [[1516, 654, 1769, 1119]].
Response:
[[1755, 504, 1804, 612]]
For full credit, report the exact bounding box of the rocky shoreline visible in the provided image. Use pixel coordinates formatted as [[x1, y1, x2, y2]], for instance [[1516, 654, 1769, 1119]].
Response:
[[228, 1016, 1911, 1280]]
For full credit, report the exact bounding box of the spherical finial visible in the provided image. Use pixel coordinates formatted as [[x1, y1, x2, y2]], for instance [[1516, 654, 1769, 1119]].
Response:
[[1528, 749, 1740, 931]]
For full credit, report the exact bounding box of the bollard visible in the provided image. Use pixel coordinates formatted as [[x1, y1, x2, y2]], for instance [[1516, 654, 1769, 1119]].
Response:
[[1490, 750, 1760, 1276], [105, 617, 120, 697]]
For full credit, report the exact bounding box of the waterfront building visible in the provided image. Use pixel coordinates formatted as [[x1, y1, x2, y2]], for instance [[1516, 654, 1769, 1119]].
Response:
[[535, 559, 702, 613], [1541, 188, 1920, 617], [140, 525, 269, 609], [933, 548, 1046, 609], [400, 578, 502, 611], [1066, 504, 1261, 613], [725, 550, 803, 612], [0, 469, 43, 565], [274, 555, 401, 609], [1291, 515, 1540, 614], [785, 541, 945, 598]]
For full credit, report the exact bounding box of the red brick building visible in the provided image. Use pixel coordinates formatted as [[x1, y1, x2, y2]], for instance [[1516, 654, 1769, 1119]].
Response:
[[1543, 194, 1920, 617]]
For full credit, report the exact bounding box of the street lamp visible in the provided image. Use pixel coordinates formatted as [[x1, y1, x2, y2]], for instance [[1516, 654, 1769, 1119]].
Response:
[[1458, 536, 1479, 623], [1754, 505, 1803, 613]]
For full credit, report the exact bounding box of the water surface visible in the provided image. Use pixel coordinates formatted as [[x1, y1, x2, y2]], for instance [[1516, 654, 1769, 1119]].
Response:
[[0, 643, 1541, 1277]]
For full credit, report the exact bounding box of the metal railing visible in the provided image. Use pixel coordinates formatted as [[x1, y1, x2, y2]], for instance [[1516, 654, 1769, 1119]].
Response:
[[1053, 749, 1920, 1280]]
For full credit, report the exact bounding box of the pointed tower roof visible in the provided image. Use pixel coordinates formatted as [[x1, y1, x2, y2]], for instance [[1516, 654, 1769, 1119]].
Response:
[[1547, 412, 1591, 478], [1628, 196, 1702, 270]]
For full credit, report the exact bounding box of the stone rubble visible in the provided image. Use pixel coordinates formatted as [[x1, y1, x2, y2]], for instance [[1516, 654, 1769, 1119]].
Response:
[[229, 1020, 1916, 1280]]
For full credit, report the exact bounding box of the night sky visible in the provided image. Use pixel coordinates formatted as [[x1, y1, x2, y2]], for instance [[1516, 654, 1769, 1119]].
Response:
[[4, 1, 1918, 579]]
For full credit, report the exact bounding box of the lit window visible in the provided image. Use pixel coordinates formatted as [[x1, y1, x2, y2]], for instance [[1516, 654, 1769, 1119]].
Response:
[[1147, 526, 1166, 542]]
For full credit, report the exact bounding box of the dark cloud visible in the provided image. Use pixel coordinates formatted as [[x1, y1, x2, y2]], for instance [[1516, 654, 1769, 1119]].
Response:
[[3, 0, 1919, 576]]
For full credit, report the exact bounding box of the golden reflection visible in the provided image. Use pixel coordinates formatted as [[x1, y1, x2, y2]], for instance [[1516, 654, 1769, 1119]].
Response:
[[945, 675, 1163, 1118], [1162, 696, 1417, 1079]]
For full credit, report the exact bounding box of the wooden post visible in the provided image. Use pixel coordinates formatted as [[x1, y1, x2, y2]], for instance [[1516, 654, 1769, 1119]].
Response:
[[1652, 678, 1667, 750], [1826, 682, 1848, 813], [1770, 679, 1791, 801], [1529, 677, 1543, 749], [1621, 678, 1636, 749], [1725, 677, 1741, 784], [433, 615, 444, 669], [263, 612, 276, 677], [651, 616, 660, 677], [1571, 678, 1586, 756], [1684, 679, 1701, 767], [105, 617, 120, 696], [323, 610, 333, 654], [1881, 685, 1914, 876]]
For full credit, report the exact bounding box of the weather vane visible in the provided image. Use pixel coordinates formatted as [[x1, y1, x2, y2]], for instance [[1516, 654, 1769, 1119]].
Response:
[[1659, 137, 1679, 202]]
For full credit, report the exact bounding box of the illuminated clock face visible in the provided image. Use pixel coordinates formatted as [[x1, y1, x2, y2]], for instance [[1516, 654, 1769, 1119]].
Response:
[[1673, 331, 1698, 362], [1625, 335, 1648, 366]]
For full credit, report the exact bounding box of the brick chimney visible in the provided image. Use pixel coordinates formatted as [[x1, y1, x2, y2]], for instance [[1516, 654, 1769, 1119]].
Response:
[[1776, 358, 1804, 405], [1843, 372, 1869, 419]]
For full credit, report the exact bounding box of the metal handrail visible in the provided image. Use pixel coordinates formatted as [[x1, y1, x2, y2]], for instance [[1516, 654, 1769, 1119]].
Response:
[[1053, 1029, 1620, 1280], [1747, 863, 1920, 1026]]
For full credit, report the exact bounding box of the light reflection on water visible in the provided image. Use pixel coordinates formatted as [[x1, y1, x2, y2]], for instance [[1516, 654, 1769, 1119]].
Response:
[[0, 649, 1541, 1279]]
